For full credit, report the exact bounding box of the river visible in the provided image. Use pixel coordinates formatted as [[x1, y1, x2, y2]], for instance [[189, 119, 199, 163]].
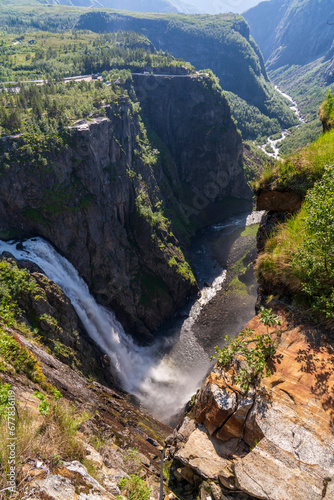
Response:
[[257, 86, 305, 160], [0, 207, 263, 424]]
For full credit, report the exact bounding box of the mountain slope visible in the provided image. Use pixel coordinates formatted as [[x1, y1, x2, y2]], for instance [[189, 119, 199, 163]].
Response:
[[50, 0, 199, 13], [175, 0, 261, 14], [244, 0, 334, 151], [244, 0, 334, 71], [76, 11, 298, 133], [0, 31, 251, 340]]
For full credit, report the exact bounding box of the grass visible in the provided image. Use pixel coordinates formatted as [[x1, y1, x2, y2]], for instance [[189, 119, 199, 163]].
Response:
[[253, 128, 334, 194], [319, 90, 334, 131], [168, 255, 196, 286], [0, 391, 91, 490], [256, 156, 334, 324], [240, 225, 259, 238], [255, 210, 305, 294], [118, 474, 150, 500], [228, 276, 248, 296]]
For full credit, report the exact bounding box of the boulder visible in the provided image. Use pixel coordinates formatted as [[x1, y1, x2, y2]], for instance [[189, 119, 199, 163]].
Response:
[[234, 438, 325, 500], [195, 383, 237, 436], [256, 190, 302, 212], [176, 306, 334, 499], [175, 426, 235, 484], [22, 461, 117, 500]]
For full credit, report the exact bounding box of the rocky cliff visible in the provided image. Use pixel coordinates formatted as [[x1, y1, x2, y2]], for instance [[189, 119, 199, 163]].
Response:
[[75, 12, 297, 132], [166, 304, 334, 499], [132, 74, 250, 203], [0, 290, 171, 498], [0, 75, 249, 342]]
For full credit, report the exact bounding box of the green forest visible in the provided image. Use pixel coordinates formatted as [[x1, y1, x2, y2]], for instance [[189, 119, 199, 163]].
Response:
[[0, 30, 190, 82]]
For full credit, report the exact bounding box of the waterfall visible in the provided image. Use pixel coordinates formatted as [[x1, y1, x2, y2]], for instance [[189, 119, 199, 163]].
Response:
[[0, 237, 210, 422]]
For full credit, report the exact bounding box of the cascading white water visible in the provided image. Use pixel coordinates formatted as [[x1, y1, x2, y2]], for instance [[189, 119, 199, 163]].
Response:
[[258, 87, 305, 160], [0, 237, 210, 422]]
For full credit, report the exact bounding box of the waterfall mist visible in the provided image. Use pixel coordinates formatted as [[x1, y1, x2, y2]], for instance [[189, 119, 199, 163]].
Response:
[[0, 238, 210, 422]]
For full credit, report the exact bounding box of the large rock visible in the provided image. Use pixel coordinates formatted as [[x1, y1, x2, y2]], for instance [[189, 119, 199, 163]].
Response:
[[256, 190, 303, 212], [195, 382, 237, 436], [234, 438, 326, 500], [174, 426, 234, 483], [171, 306, 334, 499]]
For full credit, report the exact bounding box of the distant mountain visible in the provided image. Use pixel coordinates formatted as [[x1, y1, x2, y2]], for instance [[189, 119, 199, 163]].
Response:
[[187, 0, 261, 14], [76, 11, 297, 137], [52, 0, 199, 13], [244, 0, 334, 70], [244, 0, 334, 150], [44, 0, 261, 13]]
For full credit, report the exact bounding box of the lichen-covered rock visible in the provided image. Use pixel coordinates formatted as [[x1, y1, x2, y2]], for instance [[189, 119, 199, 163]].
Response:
[[174, 426, 234, 482], [234, 438, 326, 500], [21, 461, 117, 500], [168, 305, 334, 500]]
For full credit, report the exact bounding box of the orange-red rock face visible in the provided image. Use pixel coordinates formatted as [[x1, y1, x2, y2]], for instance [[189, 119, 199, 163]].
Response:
[[172, 306, 334, 499]]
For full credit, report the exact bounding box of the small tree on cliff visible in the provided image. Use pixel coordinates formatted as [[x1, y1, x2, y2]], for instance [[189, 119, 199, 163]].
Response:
[[211, 307, 281, 392]]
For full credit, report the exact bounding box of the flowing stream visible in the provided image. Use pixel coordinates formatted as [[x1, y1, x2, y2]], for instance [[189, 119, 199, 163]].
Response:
[[257, 86, 305, 160], [0, 210, 263, 422]]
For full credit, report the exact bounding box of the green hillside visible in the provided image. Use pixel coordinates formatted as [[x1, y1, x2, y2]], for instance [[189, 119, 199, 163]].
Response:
[[244, 0, 334, 71], [256, 93, 334, 324], [74, 10, 298, 137], [244, 0, 334, 153]]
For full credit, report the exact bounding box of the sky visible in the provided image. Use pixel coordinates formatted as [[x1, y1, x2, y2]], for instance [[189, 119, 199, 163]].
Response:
[[185, 0, 263, 14]]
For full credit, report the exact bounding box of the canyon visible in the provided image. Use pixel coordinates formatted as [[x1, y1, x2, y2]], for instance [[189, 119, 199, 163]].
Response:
[[0, 6, 333, 500], [0, 73, 250, 342]]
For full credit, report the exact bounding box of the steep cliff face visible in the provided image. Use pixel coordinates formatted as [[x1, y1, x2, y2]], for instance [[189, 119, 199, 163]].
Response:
[[166, 305, 334, 499], [244, 0, 334, 71], [132, 74, 250, 204], [0, 76, 248, 341], [75, 12, 297, 130]]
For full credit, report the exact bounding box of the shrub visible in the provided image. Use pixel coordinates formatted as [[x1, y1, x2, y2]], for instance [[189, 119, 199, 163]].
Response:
[[117, 474, 150, 500], [256, 164, 334, 323], [0, 328, 46, 385], [123, 447, 142, 475], [34, 390, 50, 415], [211, 307, 281, 391], [0, 383, 12, 417], [293, 165, 334, 318]]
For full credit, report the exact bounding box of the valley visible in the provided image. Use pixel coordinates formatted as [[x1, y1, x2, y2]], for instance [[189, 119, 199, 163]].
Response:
[[245, 0, 334, 154], [0, 1, 333, 499]]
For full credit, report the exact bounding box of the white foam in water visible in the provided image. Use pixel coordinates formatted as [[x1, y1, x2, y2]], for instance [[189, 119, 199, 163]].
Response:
[[0, 237, 210, 422]]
